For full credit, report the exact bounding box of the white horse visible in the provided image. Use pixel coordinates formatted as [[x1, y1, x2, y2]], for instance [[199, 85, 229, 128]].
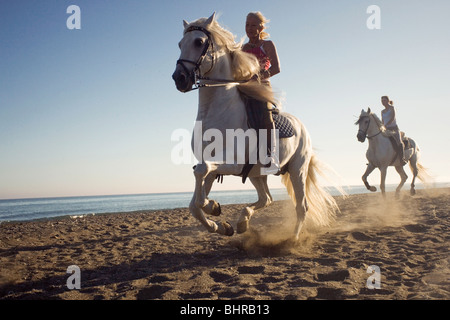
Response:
[[356, 108, 429, 197], [172, 13, 339, 241]]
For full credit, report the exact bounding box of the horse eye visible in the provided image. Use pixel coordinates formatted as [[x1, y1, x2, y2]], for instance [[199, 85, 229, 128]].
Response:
[[194, 38, 204, 47]]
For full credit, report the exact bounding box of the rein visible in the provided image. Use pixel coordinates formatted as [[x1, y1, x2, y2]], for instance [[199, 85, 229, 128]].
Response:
[[177, 26, 251, 90], [367, 130, 382, 139]]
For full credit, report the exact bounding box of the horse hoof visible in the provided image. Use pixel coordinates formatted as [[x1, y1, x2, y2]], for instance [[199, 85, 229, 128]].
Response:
[[410, 188, 416, 196], [369, 186, 377, 192], [221, 221, 234, 237], [205, 200, 221, 216], [237, 220, 249, 234], [211, 202, 221, 216]]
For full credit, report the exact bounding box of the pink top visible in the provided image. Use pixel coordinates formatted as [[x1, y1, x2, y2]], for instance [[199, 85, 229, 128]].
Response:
[[244, 44, 271, 71]]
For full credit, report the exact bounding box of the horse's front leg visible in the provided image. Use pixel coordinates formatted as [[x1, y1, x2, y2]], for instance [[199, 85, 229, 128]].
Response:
[[189, 162, 234, 236], [190, 163, 218, 233], [362, 162, 377, 192], [379, 166, 388, 197], [201, 173, 222, 217]]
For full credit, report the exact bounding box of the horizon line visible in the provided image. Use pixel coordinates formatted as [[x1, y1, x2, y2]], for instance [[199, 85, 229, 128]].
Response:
[[1, 181, 448, 202]]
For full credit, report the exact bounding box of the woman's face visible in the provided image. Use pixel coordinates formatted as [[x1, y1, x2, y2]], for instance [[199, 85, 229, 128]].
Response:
[[381, 97, 389, 106], [246, 16, 262, 39]]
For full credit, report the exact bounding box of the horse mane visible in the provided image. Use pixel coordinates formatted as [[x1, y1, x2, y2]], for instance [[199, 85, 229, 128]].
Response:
[[185, 17, 279, 107], [370, 113, 386, 132], [355, 110, 386, 133]]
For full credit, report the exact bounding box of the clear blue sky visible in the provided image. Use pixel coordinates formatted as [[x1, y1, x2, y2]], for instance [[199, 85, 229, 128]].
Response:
[[1, 0, 449, 199]]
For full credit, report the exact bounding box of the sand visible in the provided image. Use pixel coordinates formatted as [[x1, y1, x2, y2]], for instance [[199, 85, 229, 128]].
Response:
[[0, 188, 448, 300]]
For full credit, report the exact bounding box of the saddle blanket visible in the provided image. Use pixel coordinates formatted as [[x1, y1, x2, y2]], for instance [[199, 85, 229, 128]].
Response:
[[246, 108, 295, 138], [273, 113, 295, 138]]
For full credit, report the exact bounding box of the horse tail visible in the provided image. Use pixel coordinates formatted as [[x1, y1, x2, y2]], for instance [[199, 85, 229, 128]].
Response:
[[281, 171, 296, 204], [281, 154, 343, 227], [415, 162, 432, 184], [409, 142, 433, 185], [304, 155, 342, 227]]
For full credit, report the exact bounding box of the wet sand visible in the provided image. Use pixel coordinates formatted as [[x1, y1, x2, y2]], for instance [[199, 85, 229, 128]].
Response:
[[0, 188, 449, 300]]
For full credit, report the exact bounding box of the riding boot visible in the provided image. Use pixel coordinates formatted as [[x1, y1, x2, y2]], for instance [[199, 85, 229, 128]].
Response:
[[399, 144, 407, 165], [398, 136, 407, 165], [391, 130, 406, 165], [260, 106, 280, 175]]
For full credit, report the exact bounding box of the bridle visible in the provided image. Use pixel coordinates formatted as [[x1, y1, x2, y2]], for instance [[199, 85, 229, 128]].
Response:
[[358, 115, 382, 139], [176, 26, 214, 88], [176, 26, 250, 90]]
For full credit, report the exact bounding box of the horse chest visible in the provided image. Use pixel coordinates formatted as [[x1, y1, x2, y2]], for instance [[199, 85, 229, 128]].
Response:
[[367, 138, 396, 167]]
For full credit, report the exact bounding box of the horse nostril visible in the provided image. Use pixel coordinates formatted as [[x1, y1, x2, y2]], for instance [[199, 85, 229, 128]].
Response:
[[172, 69, 191, 92], [178, 73, 187, 82], [172, 71, 186, 84]]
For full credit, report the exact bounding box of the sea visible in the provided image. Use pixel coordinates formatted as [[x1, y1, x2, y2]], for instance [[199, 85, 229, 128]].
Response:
[[0, 183, 447, 222]]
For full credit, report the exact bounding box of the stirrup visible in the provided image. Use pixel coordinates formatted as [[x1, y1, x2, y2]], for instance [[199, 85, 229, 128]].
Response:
[[260, 155, 280, 175]]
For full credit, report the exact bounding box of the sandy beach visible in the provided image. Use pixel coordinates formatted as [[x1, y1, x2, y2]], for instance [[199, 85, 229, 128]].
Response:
[[0, 188, 448, 300]]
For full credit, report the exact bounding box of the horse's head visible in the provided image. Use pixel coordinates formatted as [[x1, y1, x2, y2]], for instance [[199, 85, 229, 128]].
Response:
[[355, 108, 372, 142], [172, 13, 216, 92]]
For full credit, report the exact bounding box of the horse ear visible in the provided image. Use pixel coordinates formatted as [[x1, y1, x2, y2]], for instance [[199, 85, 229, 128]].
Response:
[[206, 12, 216, 26], [183, 20, 189, 28], [367, 107, 371, 113]]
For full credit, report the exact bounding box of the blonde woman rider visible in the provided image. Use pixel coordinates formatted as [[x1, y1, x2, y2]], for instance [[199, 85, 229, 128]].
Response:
[[242, 12, 281, 174]]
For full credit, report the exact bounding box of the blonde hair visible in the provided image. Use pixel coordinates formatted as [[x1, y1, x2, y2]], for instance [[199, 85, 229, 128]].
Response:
[[247, 12, 270, 40]]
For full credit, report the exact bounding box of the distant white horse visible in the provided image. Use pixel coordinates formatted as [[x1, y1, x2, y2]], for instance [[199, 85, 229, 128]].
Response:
[[356, 108, 429, 197], [172, 13, 340, 240]]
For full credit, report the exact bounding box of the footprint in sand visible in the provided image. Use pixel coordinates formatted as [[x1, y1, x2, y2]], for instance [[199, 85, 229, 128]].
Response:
[[404, 224, 428, 233], [136, 285, 171, 299], [237, 266, 265, 274], [209, 271, 234, 283], [315, 270, 350, 282], [350, 231, 373, 241]]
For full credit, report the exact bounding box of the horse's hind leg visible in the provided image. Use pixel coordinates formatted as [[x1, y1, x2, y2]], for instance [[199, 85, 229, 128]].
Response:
[[409, 153, 418, 196], [394, 165, 408, 198], [287, 161, 308, 241], [261, 176, 273, 203], [236, 176, 272, 234]]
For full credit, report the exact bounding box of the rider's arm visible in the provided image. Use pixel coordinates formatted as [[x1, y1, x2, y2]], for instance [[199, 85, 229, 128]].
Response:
[[262, 41, 280, 79]]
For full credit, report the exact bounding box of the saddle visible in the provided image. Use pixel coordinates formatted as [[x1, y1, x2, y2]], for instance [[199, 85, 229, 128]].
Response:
[[238, 97, 294, 183], [388, 134, 414, 165]]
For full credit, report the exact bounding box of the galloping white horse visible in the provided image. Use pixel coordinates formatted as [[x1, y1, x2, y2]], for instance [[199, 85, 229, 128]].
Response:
[[172, 13, 339, 241], [356, 108, 429, 197]]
